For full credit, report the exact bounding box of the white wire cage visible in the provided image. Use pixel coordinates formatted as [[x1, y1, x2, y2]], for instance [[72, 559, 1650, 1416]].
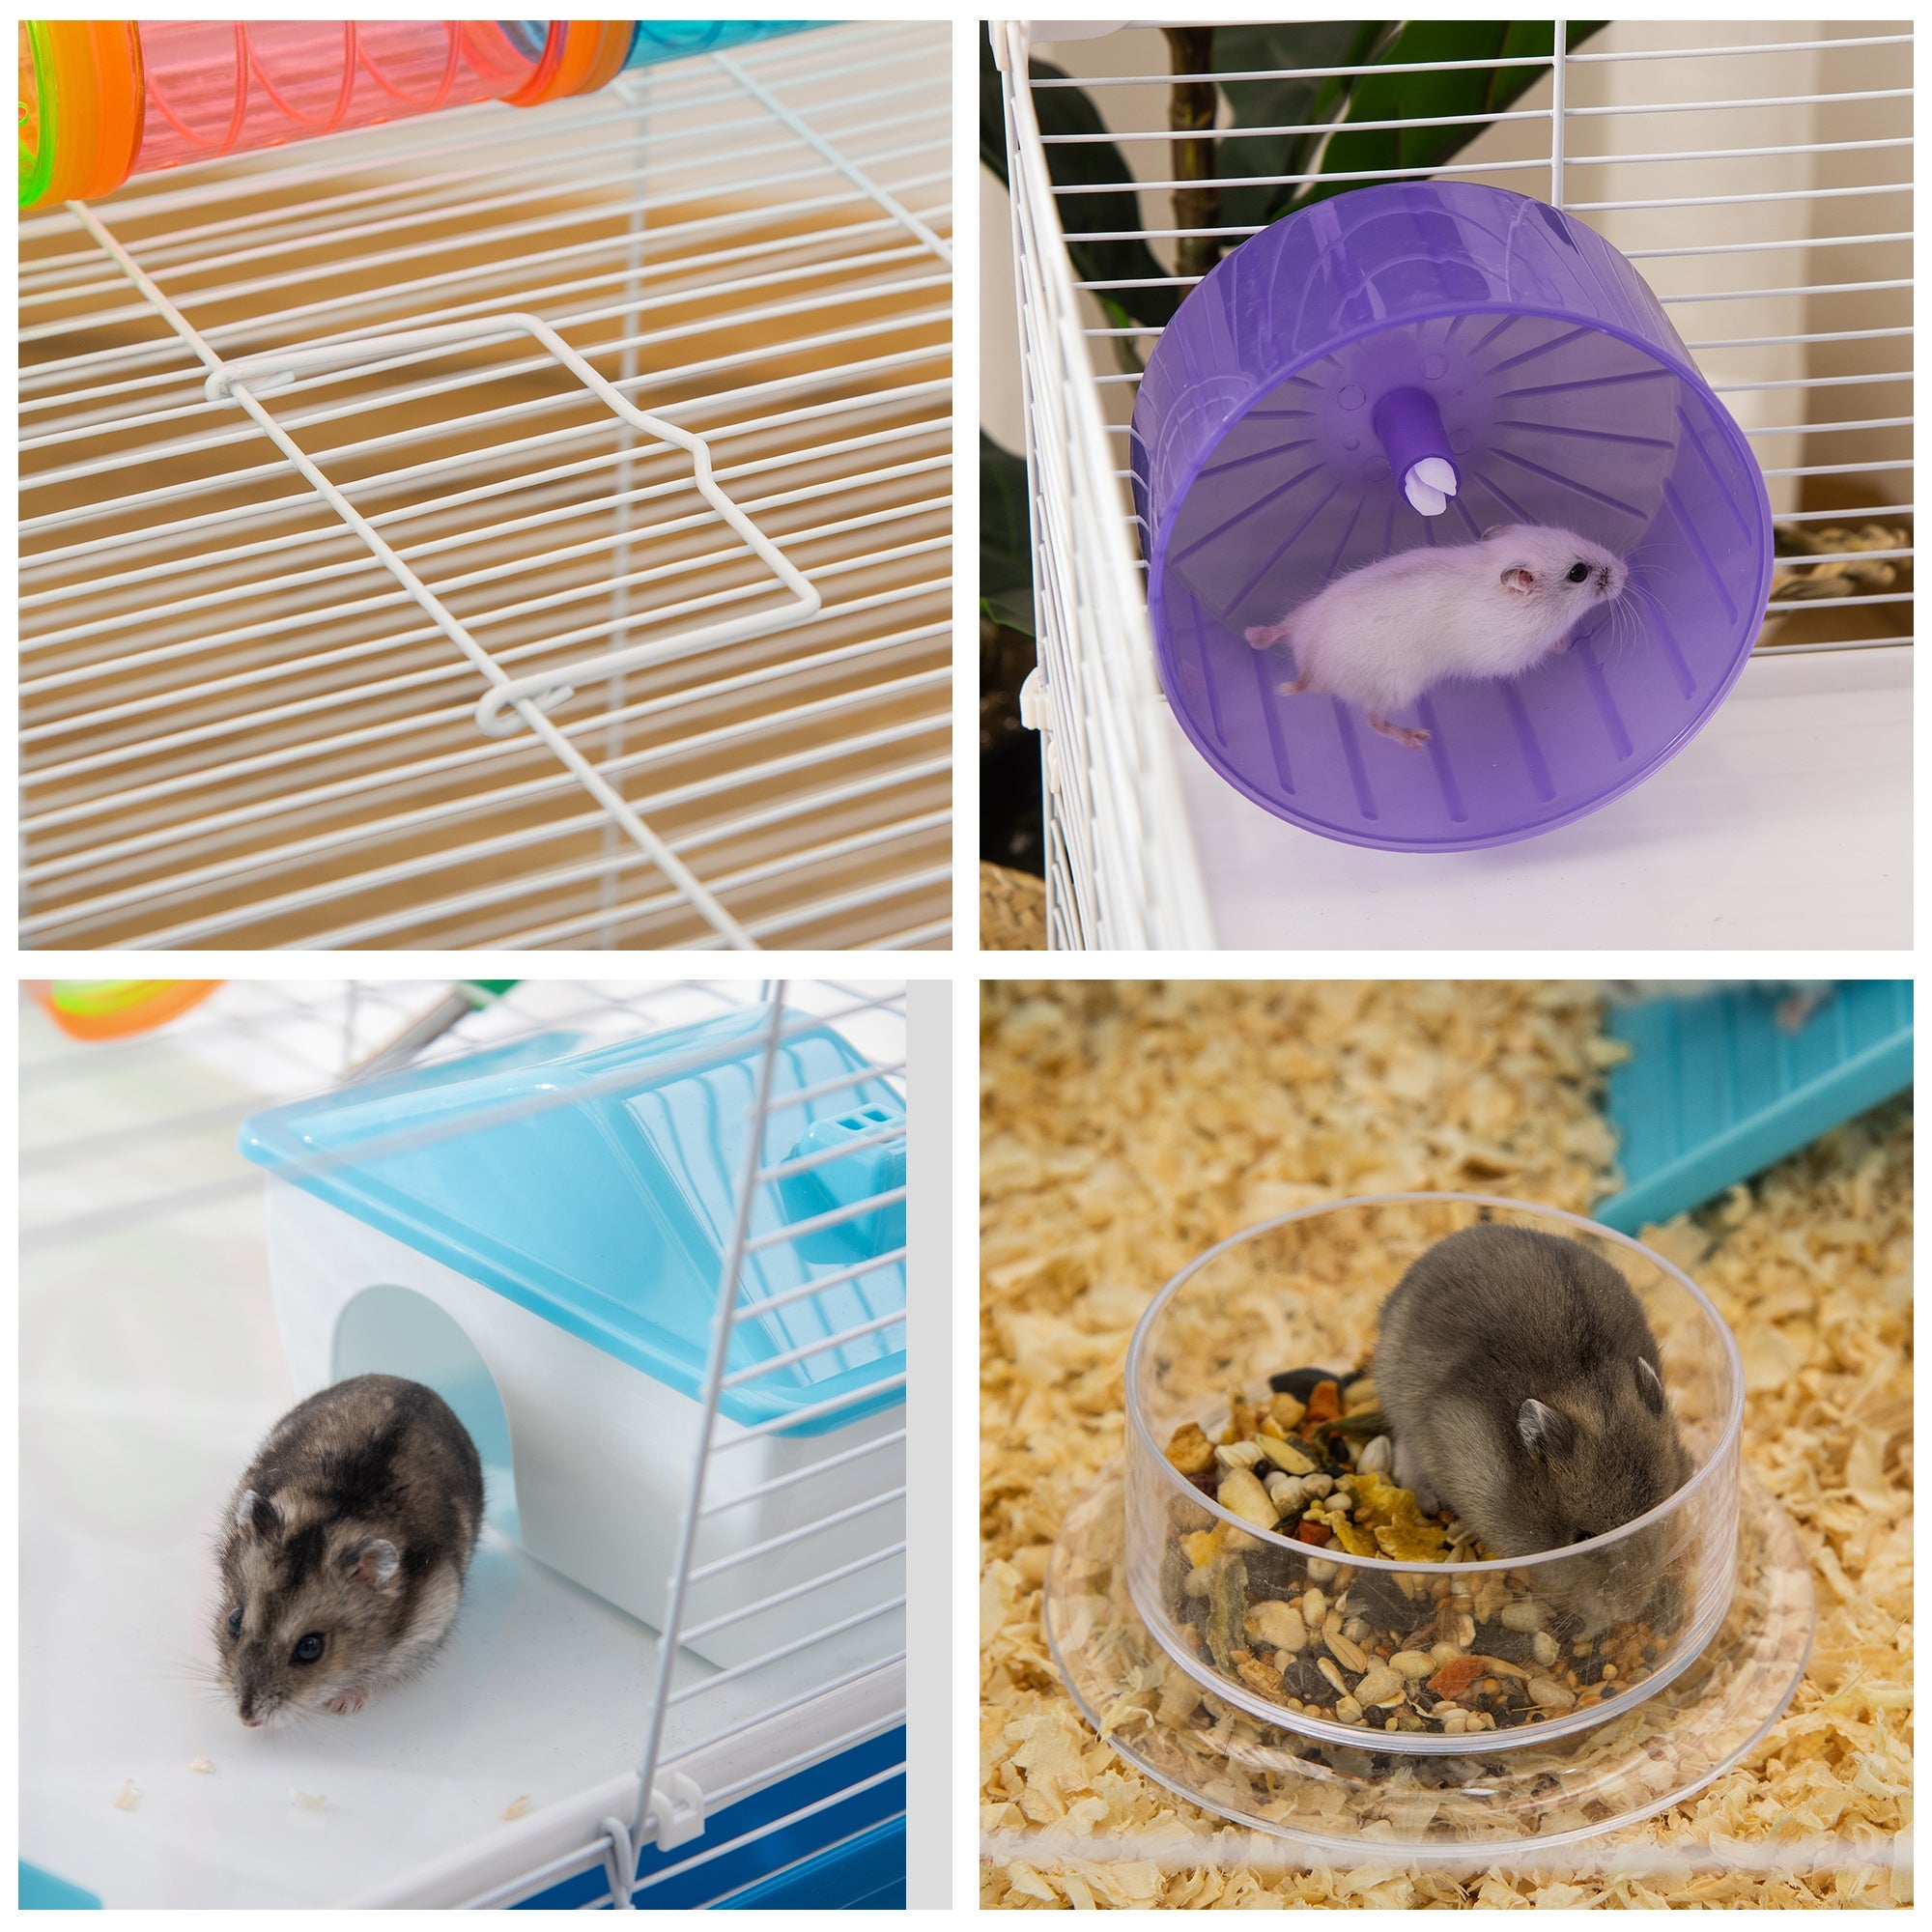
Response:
[[20, 976, 930, 1908], [21, 22, 952, 952], [993, 19, 1912, 950]]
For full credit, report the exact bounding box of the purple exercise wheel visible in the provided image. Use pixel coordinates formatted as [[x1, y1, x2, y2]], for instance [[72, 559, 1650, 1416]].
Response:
[[1130, 181, 1774, 852]]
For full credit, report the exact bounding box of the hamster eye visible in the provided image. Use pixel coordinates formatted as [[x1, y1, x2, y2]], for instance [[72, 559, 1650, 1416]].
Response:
[[225, 1605, 242, 1637], [1565, 561, 1590, 583], [291, 1633, 326, 1665]]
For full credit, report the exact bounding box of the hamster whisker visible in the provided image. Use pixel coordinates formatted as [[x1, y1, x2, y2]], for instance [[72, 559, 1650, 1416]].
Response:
[[1598, 599, 1632, 670], [1613, 577, 1669, 665], [1614, 598, 1647, 670], [162, 1647, 231, 1684], [163, 1662, 230, 1689]]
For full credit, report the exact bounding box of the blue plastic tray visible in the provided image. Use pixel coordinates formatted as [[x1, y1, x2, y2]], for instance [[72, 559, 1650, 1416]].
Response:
[[514, 1727, 906, 1911], [18, 1863, 100, 1910], [239, 1008, 906, 1434], [1595, 980, 1912, 1234]]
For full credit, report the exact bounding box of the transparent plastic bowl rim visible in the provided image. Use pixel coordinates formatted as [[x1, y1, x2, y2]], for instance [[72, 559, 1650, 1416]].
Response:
[[1123, 1191, 1747, 1574]]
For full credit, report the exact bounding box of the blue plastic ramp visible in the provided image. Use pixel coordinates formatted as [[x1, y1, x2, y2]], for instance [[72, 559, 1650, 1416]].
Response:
[[1595, 980, 1912, 1234]]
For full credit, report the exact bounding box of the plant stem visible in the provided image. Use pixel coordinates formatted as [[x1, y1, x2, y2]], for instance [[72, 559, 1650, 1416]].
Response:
[[1163, 27, 1220, 283]]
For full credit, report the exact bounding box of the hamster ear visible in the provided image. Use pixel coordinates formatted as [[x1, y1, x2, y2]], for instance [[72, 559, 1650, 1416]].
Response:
[[348, 1538, 401, 1589], [1481, 525, 1509, 542], [1635, 1356, 1667, 1416], [235, 1489, 282, 1540], [1518, 1398, 1576, 1461], [1500, 566, 1535, 596]]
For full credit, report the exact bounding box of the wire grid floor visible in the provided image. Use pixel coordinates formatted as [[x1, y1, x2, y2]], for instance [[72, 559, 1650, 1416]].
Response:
[[21, 23, 952, 952], [1001, 20, 1913, 949], [20, 980, 908, 1907]]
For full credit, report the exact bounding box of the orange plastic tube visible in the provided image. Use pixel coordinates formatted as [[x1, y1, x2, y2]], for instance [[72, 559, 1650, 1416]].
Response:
[[20, 21, 633, 212], [26, 980, 223, 1041]]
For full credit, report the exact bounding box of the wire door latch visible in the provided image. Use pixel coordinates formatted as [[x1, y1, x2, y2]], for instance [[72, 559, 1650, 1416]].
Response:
[[205, 313, 822, 739]]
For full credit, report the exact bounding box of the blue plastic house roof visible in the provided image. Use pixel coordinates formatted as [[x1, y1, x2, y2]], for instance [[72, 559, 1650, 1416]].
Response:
[[239, 1007, 906, 1435]]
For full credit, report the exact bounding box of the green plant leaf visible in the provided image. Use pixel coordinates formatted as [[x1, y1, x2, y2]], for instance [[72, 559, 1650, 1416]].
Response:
[[980, 430, 1037, 637], [1266, 21, 1605, 224], [1211, 22, 1387, 237], [980, 27, 1179, 331]]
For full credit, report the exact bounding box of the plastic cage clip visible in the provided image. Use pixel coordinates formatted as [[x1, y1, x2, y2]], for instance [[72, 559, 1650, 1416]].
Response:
[[645, 1771, 707, 1853], [204, 313, 822, 738]]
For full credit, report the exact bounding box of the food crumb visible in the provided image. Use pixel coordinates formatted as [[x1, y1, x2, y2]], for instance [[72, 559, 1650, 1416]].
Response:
[[188, 1757, 215, 1775], [502, 1795, 532, 1822], [112, 1779, 140, 1811], [290, 1789, 327, 1810]]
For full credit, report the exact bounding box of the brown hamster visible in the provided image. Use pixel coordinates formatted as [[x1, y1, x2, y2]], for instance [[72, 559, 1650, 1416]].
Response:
[[215, 1375, 484, 1728], [1375, 1225, 1692, 1625]]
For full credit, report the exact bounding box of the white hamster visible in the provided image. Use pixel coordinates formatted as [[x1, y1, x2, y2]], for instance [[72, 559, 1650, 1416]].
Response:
[[1243, 524, 1629, 749]]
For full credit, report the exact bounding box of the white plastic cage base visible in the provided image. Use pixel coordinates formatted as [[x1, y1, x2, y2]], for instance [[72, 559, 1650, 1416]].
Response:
[[20, 980, 916, 1908], [999, 20, 1912, 950], [22, 23, 952, 951]]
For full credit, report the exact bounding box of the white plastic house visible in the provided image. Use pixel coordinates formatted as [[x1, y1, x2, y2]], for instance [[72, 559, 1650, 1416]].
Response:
[[239, 1007, 907, 1671]]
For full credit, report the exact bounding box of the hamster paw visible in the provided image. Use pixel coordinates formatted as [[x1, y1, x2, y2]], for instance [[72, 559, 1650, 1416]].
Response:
[[1368, 715, 1430, 750], [1394, 1443, 1440, 1518], [322, 1687, 369, 1717], [1244, 622, 1289, 652], [1275, 677, 1309, 697]]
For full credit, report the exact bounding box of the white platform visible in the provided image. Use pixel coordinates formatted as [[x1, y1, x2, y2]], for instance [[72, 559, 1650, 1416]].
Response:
[[1179, 643, 1911, 951], [19, 997, 899, 1907]]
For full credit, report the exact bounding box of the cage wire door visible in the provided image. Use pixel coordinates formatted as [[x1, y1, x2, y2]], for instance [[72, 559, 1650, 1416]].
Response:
[[19, 980, 912, 1909], [22, 23, 952, 951], [998, 20, 1912, 950], [611, 984, 910, 1912]]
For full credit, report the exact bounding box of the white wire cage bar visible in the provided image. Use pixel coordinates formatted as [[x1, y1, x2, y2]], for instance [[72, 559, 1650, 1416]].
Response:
[[20, 978, 918, 1909], [997, 20, 1912, 950], [21, 22, 952, 952]]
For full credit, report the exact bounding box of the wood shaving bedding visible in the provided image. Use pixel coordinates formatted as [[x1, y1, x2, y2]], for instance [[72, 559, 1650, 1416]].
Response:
[[980, 980, 1911, 1908]]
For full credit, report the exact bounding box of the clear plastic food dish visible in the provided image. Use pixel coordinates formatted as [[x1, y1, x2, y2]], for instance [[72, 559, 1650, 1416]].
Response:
[[1122, 1195, 1744, 1753], [1041, 1193, 1813, 1854], [1044, 1459, 1811, 1856]]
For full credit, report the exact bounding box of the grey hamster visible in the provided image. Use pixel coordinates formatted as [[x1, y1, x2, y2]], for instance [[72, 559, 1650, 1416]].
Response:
[[1375, 1224, 1692, 1602], [1243, 523, 1628, 749], [1602, 980, 1832, 1032], [215, 1375, 484, 1728]]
